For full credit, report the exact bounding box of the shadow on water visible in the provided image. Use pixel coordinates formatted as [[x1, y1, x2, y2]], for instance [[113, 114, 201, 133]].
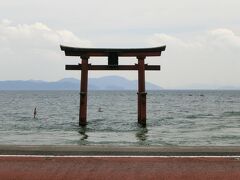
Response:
[[135, 125, 148, 143]]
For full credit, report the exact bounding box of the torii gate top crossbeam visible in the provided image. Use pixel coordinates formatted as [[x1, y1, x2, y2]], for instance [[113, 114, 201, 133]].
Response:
[[60, 45, 166, 57]]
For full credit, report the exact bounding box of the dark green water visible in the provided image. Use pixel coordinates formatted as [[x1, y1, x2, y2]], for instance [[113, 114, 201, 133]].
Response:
[[0, 90, 240, 146]]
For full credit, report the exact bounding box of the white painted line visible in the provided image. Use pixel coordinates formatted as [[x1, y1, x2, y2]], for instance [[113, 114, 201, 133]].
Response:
[[0, 155, 240, 158]]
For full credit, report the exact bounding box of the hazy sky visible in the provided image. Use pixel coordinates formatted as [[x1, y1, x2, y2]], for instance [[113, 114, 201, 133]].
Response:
[[1, 0, 240, 88]]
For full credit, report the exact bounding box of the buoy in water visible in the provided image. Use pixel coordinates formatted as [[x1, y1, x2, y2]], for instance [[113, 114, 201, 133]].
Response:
[[34, 107, 37, 118], [98, 107, 103, 112]]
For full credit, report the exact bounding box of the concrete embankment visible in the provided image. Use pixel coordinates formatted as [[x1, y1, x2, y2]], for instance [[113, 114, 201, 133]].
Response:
[[0, 145, 240, 156]]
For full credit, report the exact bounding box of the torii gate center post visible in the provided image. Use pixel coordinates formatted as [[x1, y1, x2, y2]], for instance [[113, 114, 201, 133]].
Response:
[[60, 45, 166, 126]]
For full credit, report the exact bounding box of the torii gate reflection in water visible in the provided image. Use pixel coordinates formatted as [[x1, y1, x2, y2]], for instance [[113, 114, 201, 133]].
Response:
[[60, 45, 166, 126]]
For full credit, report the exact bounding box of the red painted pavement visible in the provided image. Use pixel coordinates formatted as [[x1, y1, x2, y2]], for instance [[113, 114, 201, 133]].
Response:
[[0, 156, 240, 180]]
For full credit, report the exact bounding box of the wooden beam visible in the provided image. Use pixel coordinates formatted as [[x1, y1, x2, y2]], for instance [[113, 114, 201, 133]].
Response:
[[137, 56, 147, 126], [79, 58, 89, 126], [60, 45, 166, 57], [65, 64, 160, 71]]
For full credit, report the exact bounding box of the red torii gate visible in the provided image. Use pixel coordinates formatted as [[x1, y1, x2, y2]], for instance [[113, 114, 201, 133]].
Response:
[[60, 45, 166, 126]]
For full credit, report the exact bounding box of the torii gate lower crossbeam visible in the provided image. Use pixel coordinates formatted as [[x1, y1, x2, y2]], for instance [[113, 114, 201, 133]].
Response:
[[60, 45, 166, 126]]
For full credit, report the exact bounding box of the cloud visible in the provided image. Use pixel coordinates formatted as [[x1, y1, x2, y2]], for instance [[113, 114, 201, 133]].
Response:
[[0, 20, 91, 51], [147, 29, 240, 88], [206, 29, 240, 50], [0, 20, 92, 81]]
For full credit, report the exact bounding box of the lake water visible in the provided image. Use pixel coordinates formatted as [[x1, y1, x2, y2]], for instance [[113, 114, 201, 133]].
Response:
[[0, 90, 240, 146]]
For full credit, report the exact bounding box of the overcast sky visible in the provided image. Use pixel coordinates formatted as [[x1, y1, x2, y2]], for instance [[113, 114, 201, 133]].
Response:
[[1, 0, 240, 88]]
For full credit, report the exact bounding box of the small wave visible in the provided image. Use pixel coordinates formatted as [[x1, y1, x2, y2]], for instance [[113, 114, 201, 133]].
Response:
[[222, 111, 240, 117], [212, 135, 240, 140], [205, 125, 224, 131], [186, 115, 197, 119], [89, 118, 106, 123], [164, 117, 174, 120], [225, 100, 237, 103], [17, 116, 33, 121], [186, 114, 213, 119]]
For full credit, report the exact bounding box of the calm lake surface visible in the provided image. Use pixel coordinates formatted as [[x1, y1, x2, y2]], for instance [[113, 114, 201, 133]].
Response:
[[0, 90, 240, 146]]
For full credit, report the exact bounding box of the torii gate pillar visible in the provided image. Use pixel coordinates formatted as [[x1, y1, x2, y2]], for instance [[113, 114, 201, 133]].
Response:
[[79, 56, 89, 126], [137, 56, 146, 125]]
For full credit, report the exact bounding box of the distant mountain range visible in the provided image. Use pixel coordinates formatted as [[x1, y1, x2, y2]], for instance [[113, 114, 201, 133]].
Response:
[[0, 76, 162, 90]]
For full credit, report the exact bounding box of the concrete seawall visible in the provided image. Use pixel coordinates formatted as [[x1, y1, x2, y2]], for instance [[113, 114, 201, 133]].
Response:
[[0, 145, 240, 156]]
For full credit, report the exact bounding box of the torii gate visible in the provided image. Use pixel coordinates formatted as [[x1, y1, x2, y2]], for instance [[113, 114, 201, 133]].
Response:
[[60, 45, 166, 126]]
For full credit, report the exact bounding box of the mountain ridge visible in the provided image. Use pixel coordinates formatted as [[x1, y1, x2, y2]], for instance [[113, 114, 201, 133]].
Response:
[[0, 76, 162, 90]]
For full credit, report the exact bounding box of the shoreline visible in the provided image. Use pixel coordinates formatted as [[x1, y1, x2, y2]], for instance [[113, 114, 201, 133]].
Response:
[[1, 145, 240, 156]]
